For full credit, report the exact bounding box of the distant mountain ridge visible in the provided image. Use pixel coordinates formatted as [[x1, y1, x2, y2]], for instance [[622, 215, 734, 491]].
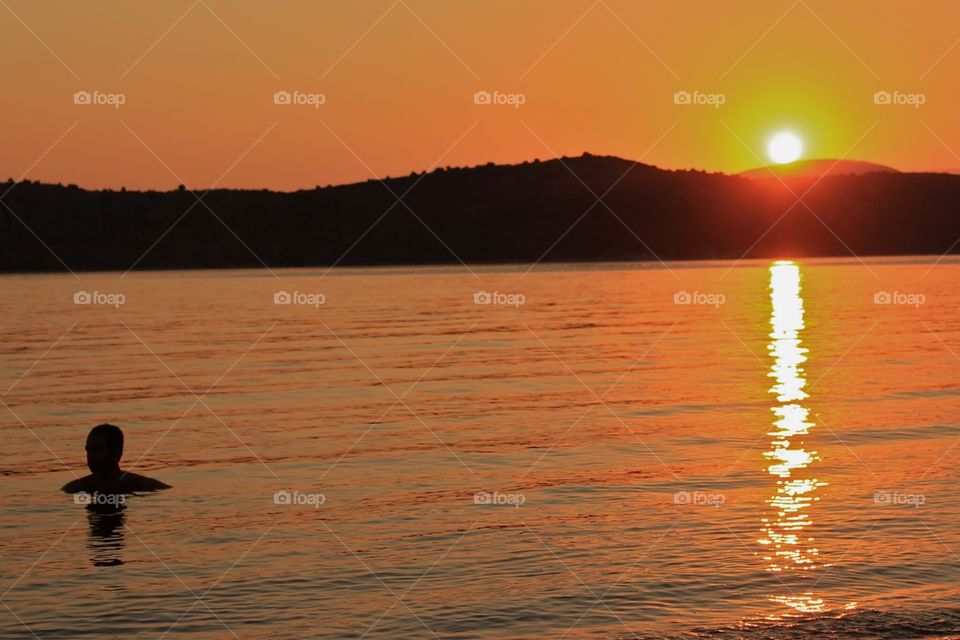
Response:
[[2, 153, 960, 272], [739, 158, 900, 179]]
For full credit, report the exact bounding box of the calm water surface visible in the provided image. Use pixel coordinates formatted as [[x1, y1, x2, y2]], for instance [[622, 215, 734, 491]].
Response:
[[1, 257, 959, 639]]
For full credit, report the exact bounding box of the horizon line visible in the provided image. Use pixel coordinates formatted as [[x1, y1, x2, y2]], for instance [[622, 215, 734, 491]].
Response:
[[6, 154, 959, 194]]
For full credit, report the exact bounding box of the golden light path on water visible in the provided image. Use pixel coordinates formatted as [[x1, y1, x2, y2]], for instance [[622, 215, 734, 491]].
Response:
[[760, 260, 834, 616]]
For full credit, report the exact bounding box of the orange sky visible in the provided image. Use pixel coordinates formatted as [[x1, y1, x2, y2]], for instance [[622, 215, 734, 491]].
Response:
[[2, 0, 958, 190]]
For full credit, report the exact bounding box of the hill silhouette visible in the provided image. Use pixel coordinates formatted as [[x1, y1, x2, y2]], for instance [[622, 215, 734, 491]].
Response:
[[2, 153, 959, 272], [739, 158, 899, 180]]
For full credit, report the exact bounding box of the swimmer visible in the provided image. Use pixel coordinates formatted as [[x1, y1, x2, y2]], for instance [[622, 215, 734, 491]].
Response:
[[61, 423, 171, 494]]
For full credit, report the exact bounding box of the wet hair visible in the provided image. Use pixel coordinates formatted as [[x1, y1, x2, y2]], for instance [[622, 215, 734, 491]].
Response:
[[88, 423, 124, 456]]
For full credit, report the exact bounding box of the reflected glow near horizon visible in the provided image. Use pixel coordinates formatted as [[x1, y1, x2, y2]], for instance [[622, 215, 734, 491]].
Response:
[[760, 260, 829, 615]]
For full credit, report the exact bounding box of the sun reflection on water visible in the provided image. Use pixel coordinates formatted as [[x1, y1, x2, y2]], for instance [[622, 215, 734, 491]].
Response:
[[760, 260, 830, 615]]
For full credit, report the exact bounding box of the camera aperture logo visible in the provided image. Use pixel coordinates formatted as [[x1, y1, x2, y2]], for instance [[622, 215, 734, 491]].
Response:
[[274, 290, 325, 308], [73, 90, 126, 108], [673, 90, 725, 108], [473, 290, 525, 307], [74, 290, 125, 308], [873, 290, 924, 307], [74, 491, 126, 506], [273, 90, 326, 109], [473, 490, 525, 507], [473, 90, 526, 108], [273, 490, 326, 508], [673, 290, 725, 308], [873, 90, 925, 108]]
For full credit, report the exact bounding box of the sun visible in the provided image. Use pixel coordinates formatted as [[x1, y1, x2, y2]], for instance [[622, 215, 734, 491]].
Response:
[[767, 132, 803, 164]]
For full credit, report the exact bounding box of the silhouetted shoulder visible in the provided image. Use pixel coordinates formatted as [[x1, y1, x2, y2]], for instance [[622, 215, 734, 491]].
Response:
[[121, 472, 171, 492], [61, 473, 170, 494], [61, 476, 95, 493]]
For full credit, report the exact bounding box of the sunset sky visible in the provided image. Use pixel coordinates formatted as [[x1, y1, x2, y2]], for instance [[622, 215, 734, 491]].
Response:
[[2, 0, 959, 191]]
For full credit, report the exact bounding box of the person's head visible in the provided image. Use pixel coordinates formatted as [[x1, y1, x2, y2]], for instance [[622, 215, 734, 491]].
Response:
[[86, 423, 124, 475]]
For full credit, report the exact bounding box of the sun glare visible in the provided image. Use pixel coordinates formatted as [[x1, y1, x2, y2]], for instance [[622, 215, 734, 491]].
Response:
[[767, 132, 803, 164]]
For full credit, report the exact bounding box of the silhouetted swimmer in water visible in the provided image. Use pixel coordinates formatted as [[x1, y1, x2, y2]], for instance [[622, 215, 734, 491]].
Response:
[[61, 423, 171, 494]]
